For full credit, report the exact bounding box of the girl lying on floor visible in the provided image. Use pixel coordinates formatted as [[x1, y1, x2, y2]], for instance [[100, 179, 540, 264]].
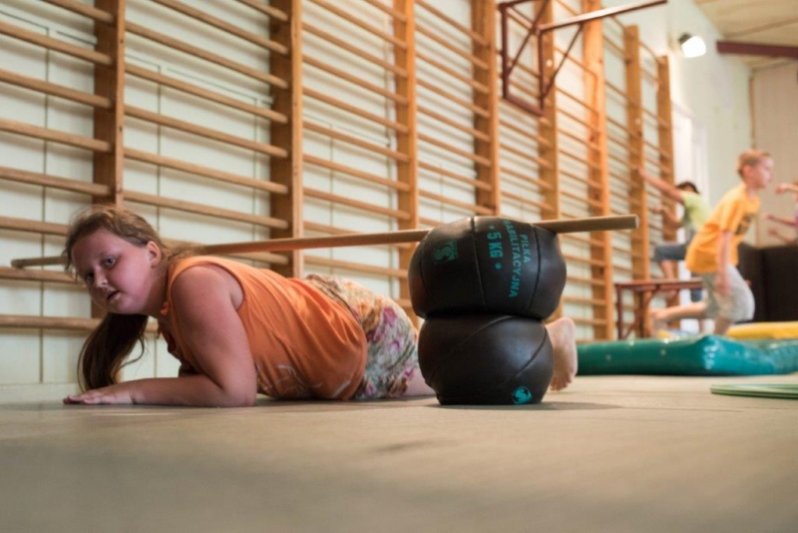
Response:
[[63, 206, 576, 407]]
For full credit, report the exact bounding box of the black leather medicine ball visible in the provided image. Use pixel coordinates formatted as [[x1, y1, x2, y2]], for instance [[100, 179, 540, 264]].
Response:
[[418, 314, 553, 405], [409, 216, 566, 320]]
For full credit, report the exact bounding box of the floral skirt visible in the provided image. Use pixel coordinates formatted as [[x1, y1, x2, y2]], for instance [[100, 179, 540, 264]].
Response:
[[305, 274, 419, 400]]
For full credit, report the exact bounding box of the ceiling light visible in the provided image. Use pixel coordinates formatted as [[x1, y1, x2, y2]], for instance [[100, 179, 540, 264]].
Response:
[[679, 33, 706, 58]]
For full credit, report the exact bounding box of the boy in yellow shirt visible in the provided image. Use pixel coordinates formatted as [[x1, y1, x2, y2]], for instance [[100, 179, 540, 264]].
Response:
[[651, 149, 773, 335]]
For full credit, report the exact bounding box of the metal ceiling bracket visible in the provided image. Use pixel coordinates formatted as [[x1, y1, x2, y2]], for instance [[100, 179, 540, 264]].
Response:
[[499, 0, 667, 116]]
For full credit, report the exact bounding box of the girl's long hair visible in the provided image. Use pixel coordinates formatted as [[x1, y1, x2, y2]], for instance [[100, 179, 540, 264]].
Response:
[[63, 205, 187, 390]]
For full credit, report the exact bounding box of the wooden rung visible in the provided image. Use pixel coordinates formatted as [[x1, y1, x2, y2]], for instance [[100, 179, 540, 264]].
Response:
[[151, 0, 288, 54], [570, 316, 608, 326], [303, 56, 407, 105], [558, 127, 599, 151], [500, 143, 553, 169], [125, 65, 287, 123], [499, 117, 546, 146], [416, 79, 490, 118], [417, 190, 494, 215], [360, 0, 405, 22], [500, 166, 553, 190], [303, 121, 409, 162], [416, 0, 488, 47], [124, 191, 290, 230], [302, 22, 407, 77], [0, 68, 111, 108], [417, 104, 491, 142], [0, 118, 111, 152], [303, 88, 408, 132], [125, 22, 288, 88], [556, 87, 598, 115], [561, 189, 602, 210], [0, 315, 100, 331], [559, 146, 600, 170], [0, 216, 67, 236], [0, 20, 112, 65], [565, 274, 605, 288], [418, 133, 492, 168], [308, 0, 406, 50], [125, 148, 288, 195], [417, 161, 492, 191], [552, 48, 594, 77], [604, 35, 626, 57], [416, 50, 489, 94], [235, 0, 289, 22], [41, 0, 114, 23], [415, 24, 488, 70], [125, 106, 288, 158], [500, 191, 550, 212], [303, 188, 411, 221], [0, 266, 76, 284], [557, 107, 599, 132], [303, 155, 411, 192], [304, 255, 407, 278], [0, 165, 109, 196], [562, 295, 607, 307]]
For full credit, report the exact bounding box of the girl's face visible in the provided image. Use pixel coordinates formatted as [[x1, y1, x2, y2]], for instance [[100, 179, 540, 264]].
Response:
[[71, 228, 163, 315]]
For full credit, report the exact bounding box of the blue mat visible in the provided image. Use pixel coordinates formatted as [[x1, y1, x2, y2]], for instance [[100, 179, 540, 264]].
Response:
[[578, 335, 798, 376]]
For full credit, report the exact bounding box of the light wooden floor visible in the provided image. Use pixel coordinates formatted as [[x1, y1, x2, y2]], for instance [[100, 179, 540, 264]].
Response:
[[2, 374, 797, 532]]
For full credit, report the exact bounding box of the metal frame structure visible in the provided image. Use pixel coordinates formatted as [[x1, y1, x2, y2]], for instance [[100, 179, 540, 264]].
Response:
[[498, 0, 667, 115]]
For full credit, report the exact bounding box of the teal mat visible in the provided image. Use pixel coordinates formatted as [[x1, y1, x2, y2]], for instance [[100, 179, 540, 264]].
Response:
[[578, 335, 798, 376]]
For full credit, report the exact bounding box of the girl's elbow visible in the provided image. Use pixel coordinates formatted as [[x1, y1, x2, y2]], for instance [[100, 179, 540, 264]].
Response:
[[222, 386, 257, 407]]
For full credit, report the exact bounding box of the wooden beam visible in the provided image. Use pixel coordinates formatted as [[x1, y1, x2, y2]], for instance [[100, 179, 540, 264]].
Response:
[[93, 0, 126, 207], [624, 25, 650, 283], [583, 0, 614, 340], [269, 0, 304, 277], [473, 0, 500, 216], [716, 41, 798, 60], [393, 0, 418, 314]]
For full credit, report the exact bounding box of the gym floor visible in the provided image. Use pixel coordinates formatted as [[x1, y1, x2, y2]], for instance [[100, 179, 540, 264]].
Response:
[[2, 375, 796, 532]]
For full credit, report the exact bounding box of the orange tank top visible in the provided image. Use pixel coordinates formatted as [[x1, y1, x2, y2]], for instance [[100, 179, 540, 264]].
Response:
[[159, 256, 367, 400]]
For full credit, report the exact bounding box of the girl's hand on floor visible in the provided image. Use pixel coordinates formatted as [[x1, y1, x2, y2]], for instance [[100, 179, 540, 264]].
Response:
[[63, 385, 133, 405]]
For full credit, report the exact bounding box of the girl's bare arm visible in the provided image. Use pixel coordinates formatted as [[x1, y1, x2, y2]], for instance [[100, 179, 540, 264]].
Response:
[[65, 266, 257, 407]]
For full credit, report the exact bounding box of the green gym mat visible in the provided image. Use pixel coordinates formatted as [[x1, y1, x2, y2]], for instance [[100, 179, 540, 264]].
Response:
[[710, 383, 798, 399], [577, 335, 798, 376]]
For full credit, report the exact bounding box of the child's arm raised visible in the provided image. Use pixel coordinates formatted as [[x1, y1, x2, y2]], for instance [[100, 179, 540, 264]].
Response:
[[640, 168, 685, 204], [65, 266, 258, 407], [775, 183, 798, 195], [766, 213, 797, 227]]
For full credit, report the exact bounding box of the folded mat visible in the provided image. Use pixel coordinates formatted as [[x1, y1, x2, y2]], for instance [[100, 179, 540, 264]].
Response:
[[726, 321, 798, 340], [578, 335, 798, 376]]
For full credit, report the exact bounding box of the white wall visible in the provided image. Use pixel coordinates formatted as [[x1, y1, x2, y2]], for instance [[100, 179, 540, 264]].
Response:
[[752, 62, 798, 245]]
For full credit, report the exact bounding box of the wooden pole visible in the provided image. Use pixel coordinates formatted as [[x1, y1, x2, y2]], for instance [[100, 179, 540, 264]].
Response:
[[12, 215, 638, 268], [194, 214, 638, 255]]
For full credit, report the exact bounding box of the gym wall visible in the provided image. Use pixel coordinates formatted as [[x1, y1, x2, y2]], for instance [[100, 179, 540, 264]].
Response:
[[1, 0, 676, 400]]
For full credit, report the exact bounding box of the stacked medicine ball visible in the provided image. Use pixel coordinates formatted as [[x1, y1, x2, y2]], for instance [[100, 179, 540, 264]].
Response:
[[408, 216, 567, 405]]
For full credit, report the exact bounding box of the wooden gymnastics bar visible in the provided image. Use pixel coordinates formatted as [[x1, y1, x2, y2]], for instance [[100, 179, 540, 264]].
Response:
[[8, 213, 636, 271], [193, 214, 638, 255]]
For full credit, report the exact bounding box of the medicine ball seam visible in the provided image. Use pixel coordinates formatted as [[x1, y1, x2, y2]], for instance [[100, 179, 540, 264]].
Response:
[[473, 325, 551, 403], [523, 227, 543, 318], [421, 315, 510, 385], [469, 217, 487, 308]]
